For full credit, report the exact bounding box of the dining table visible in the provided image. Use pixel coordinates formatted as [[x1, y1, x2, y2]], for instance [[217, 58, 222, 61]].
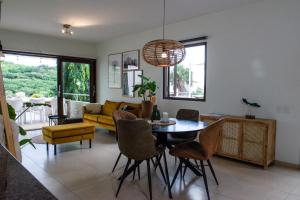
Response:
[[151, 118, 208, 199]]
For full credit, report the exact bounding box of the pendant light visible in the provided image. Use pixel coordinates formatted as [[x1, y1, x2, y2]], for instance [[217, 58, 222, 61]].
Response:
[[0, 0, 5, 61], [142, 0, 185, 67]]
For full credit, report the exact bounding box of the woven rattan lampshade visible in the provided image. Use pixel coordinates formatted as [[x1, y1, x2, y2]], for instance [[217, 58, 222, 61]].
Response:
[[143, 39, 185, 67], [142, 0, 185, 67]]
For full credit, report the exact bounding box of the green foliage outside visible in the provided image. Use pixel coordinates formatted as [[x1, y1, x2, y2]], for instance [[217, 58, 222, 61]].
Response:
[[2, 61, 57, 97], [63, 62, 90, 102], [169, 64, 204, 97], [2, 61, 90, 102]]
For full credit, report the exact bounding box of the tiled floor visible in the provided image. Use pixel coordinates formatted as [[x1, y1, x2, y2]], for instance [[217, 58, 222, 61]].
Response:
[[21, 128, 300, 200]]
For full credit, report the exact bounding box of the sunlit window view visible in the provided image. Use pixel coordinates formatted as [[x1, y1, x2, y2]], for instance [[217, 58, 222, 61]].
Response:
[[62, 62, 90, 102], [3, 54, 57, 98], [166, 43, 206, 100]]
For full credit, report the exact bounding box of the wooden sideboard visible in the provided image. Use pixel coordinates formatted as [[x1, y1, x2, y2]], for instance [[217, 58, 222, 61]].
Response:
[[200, 114, 276, 169]]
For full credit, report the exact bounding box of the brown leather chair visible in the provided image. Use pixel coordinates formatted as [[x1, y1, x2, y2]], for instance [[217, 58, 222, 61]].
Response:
[[169, 118, 224, 200], [167, 109, 199, 146], [112, 110, 137, 173], [116, 119, 166, 200]]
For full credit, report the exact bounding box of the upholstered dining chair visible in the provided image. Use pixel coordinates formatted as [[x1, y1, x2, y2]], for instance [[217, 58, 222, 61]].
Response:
[[116, 119, 166, 200], [112, 110, 137, 173], [167, 109, 200, 147], [169, 118, 224, 200]]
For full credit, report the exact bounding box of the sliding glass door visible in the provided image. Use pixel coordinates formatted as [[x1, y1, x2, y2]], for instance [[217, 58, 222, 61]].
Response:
[[57, 57, 96, 115]]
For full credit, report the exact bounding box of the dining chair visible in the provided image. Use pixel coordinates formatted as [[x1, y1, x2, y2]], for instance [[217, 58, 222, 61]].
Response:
[[112, 110, 137, 173], [116, 119, 166, 200], [169, 118, 224, 200], [29, 97, 46, 123], [167, 109, 199, 147]]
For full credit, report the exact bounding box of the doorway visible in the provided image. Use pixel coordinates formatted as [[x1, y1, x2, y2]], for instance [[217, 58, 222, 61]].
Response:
[[2, 51, 96, 130]]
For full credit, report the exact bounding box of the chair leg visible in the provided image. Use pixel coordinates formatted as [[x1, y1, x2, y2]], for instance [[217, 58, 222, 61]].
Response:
[[54, 144, 57, 155], [137, 164, 141, 180], [183, 162, 188, 178], [89, 139, 92, 148], [171, 158, 183, 188], [163, 150, 173, 199], [116, 158, 131, 198], [156, 156, 167, 184], [194, 159, 200, 169], [207, 159, 219, 185], [46, 143, 49, 152], [146, 159, 152, 200], [200, 160, 210, 200], [112, 153, 122, 173]]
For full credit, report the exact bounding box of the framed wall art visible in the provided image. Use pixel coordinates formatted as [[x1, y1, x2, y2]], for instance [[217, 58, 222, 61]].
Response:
[[134, 70, 143, 85], [122, 71, 135, 97], [108, 53, 122, 88], [122, 50, 139, 71]]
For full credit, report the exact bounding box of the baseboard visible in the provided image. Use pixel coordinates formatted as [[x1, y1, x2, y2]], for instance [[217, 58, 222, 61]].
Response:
[[275, 160, 300, 169]]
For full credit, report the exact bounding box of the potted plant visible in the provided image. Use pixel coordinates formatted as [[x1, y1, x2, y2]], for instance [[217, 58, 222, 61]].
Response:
[[242, 98, 261, 119], [133, 75, 158, 119]]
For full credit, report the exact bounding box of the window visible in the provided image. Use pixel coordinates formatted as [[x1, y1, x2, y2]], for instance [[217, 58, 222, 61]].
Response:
[[163, 38, 207, 101]]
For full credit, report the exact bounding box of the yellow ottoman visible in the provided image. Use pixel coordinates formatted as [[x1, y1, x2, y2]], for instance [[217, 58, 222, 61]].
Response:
[[42, 123, 96, 155]]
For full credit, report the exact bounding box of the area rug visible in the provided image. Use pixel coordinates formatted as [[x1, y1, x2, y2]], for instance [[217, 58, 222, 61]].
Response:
[[31, 135, 46, 144]]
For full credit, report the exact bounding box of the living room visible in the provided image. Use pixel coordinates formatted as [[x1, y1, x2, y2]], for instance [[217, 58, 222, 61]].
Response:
[[1, 0, 300, 200]]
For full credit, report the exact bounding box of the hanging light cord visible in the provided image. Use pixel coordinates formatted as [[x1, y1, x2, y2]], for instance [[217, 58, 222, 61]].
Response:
[[0, 0, 2, 23], [162, 0, 165, 40]]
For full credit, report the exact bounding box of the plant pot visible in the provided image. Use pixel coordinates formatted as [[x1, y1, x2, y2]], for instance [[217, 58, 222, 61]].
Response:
[[142, 101, 153, 119]]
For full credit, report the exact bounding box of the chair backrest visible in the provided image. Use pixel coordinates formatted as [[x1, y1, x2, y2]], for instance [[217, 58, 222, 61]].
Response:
[[117, 119, 156, 161], [50, 98, 58, 115], [199, 118, 224, 159], [176, 109, 199, 122], [112, 110, 137, 141]]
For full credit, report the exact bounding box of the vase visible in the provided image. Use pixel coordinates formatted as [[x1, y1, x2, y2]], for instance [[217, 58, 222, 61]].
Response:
[[142, 101, 153, 119], [151, 105, 161, 121]]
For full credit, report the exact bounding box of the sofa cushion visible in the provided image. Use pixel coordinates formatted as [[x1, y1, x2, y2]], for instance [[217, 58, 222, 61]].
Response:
[[119, 102, 142, 117], [98, 115, 114, 126], [85, 103, 102, 114], [42, 123, 95, 139], [102, 100, 121, 116], [66, 100, 89, 118], [83, 113, 98, 122]]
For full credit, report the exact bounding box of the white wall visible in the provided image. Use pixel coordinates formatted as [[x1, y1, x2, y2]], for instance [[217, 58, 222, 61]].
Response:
[[0, 29, 97, 58], [97, 0, 300, 165]]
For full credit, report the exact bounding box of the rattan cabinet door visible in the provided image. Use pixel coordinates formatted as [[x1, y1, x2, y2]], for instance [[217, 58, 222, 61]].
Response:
[[242, 122, 267, 164], [218, 120, 242, 158]]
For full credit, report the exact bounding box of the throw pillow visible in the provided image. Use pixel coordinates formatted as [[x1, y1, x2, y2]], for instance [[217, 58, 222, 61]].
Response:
[[85, 103, 102, 114], [102, 100, 121, 116]]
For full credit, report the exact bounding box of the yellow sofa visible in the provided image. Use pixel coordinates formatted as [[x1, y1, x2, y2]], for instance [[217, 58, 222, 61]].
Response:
[[83, 100, 142, 132]]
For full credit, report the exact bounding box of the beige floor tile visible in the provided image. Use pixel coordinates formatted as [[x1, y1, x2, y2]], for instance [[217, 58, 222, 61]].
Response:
[[21, 128, 300, 200]]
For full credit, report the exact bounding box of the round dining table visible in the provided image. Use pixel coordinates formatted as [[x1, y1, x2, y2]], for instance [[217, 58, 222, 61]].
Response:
[[151, 118, 208, 198]]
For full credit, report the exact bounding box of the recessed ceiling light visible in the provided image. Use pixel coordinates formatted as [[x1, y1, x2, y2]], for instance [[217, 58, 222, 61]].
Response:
[[61, 24, 74, 36]]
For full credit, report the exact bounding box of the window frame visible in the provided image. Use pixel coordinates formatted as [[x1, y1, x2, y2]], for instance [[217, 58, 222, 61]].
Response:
[[163, 41, 207, 102]]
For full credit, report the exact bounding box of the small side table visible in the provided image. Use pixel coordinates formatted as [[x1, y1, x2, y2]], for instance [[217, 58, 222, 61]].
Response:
[[48, 115, 67, 126]]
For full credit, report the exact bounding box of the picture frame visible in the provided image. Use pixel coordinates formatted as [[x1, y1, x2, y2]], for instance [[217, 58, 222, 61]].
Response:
[[122, 50, 139, 71], [134, 70, 143, 85], [108, 53, 122, 88], [122, 71, 135, 97]]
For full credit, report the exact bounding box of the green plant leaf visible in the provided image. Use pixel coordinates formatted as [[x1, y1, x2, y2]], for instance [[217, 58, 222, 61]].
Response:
[[19, 127, 27, 136]]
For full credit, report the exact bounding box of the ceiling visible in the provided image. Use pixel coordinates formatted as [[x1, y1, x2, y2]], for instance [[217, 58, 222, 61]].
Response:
[[0, 0, 260, 42]]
